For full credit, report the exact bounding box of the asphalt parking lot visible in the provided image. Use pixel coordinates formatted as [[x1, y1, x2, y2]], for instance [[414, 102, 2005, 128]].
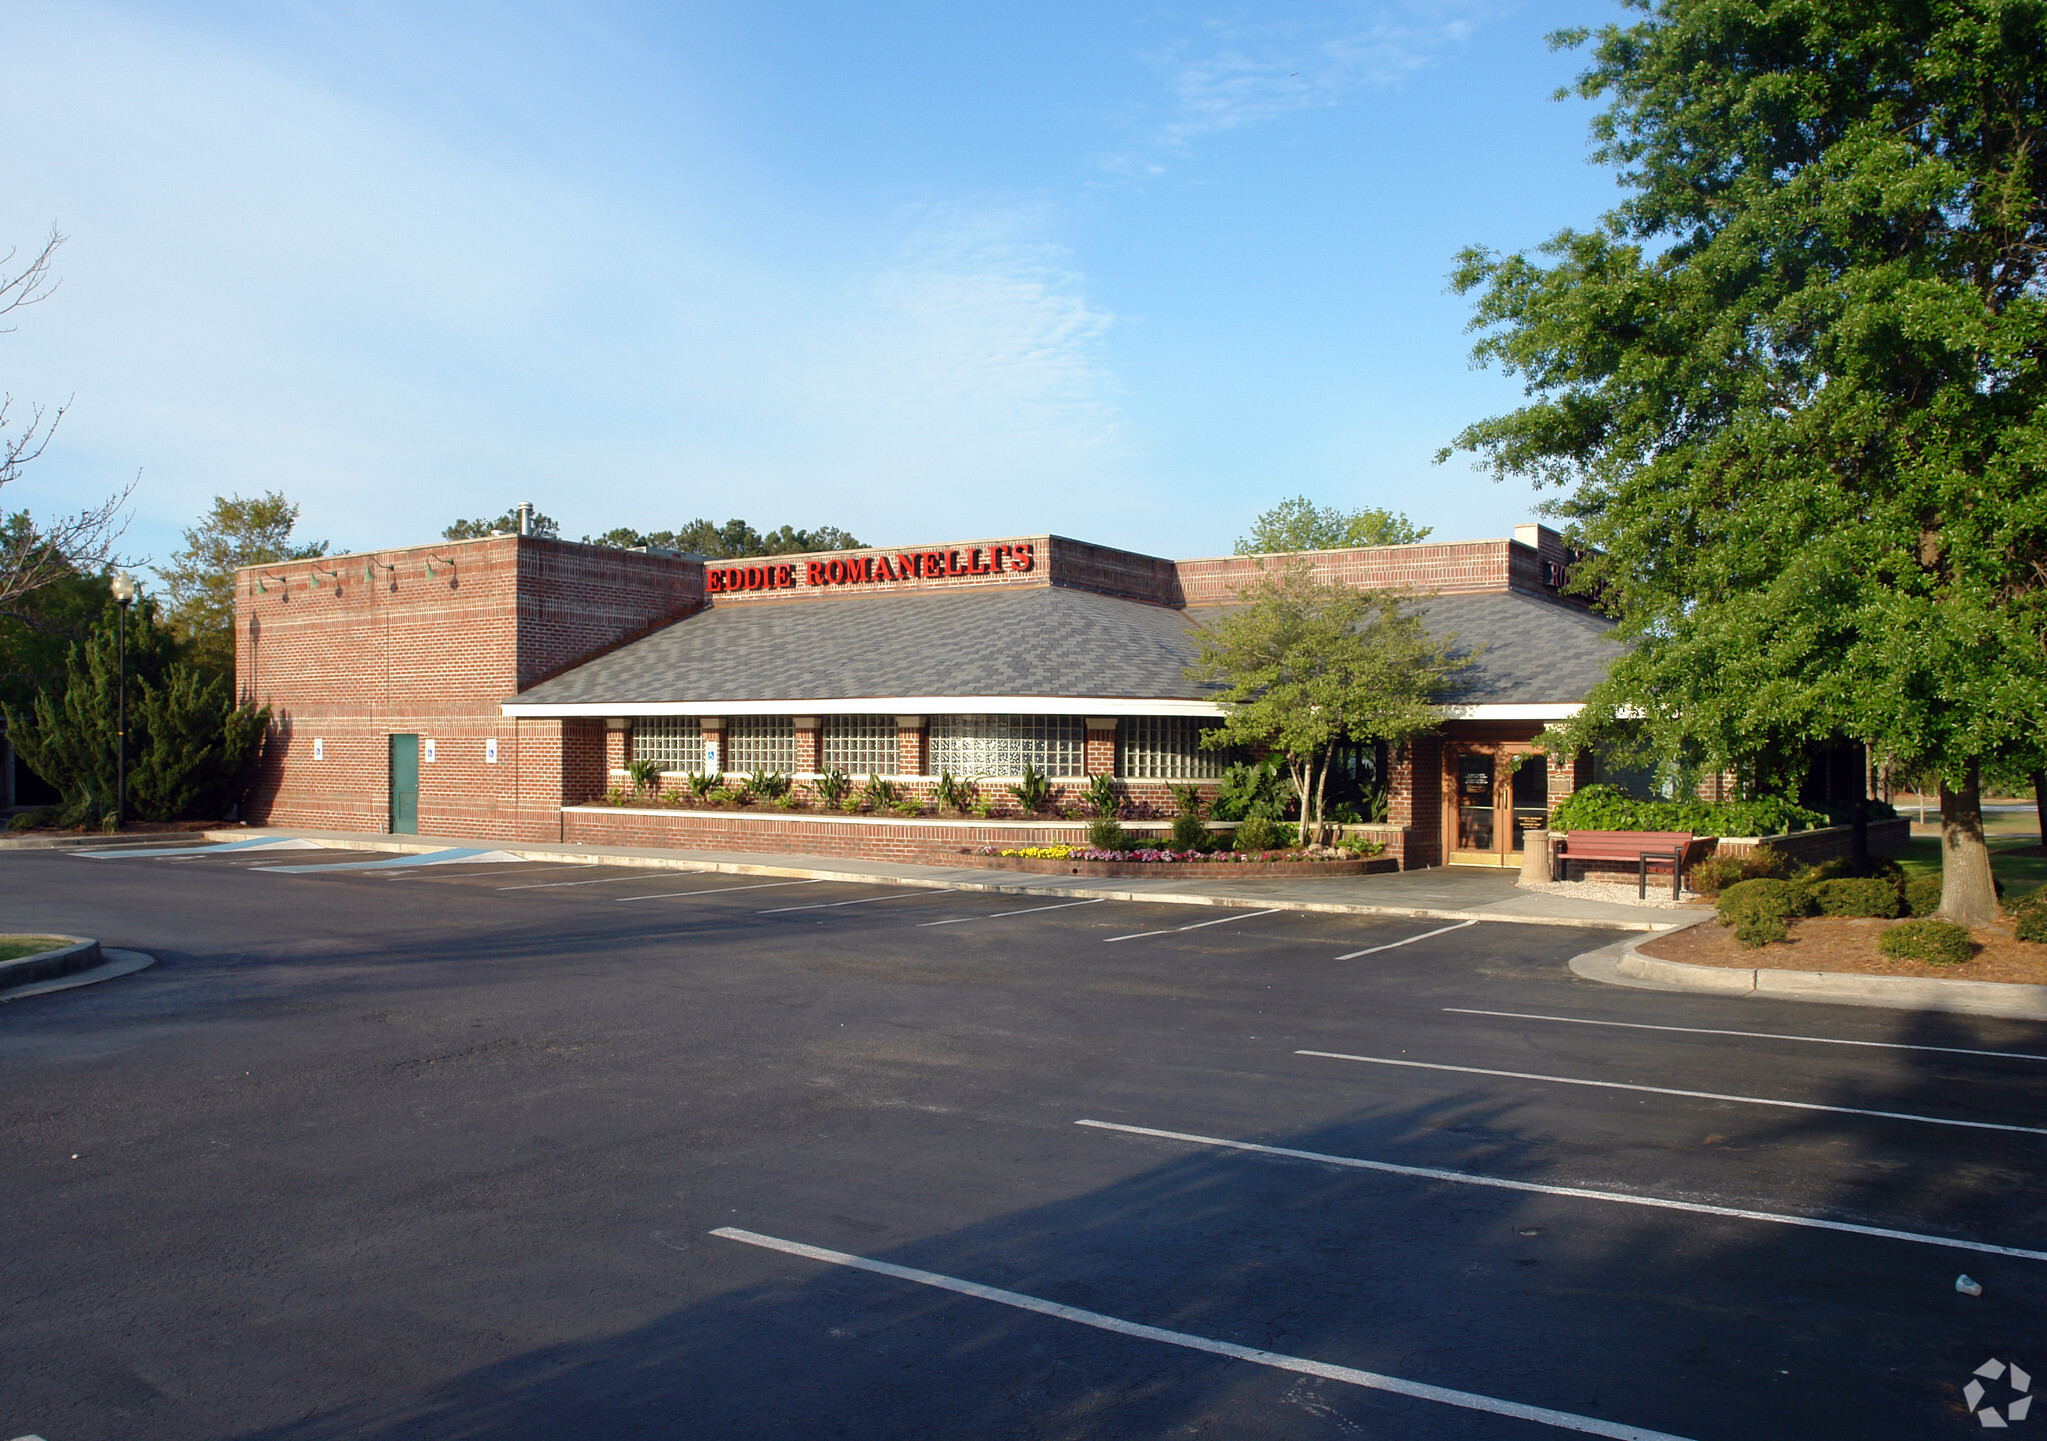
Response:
[[3, 842, 2044, 1440]]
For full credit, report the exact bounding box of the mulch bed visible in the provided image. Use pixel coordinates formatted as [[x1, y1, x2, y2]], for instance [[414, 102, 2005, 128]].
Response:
[[1639, 915, 2047, 986]]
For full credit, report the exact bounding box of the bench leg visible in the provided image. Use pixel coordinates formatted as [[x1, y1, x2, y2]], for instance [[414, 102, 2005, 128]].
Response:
[[1639, 854, 1647, 900], [1672, 846, 1683, 902]]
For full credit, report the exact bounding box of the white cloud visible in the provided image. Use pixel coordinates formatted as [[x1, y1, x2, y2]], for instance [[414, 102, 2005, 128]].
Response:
[[0, 4, 1142, 567], [1105, 3, 1491, 176]]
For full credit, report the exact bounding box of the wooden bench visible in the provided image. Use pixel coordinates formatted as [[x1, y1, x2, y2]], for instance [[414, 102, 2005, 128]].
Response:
[[1552, 830, 1714, 900]]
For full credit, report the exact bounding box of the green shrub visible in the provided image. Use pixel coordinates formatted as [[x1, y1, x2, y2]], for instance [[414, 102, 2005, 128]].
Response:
[[1811, 878, 1902, 919], [1687, 854, 1747, 897], [1547, 783, 1826, 838], [1335, 835, 1387, 857], [1868, 857, 1906, 886], [1731, 912, 1788, 949], [1006, 763, 1052, 815], [1233, 815, 1277, 852], [688, 770, 719, 799], [2014, 906, 2047, 945], [627, 757, 662, 795], [1169, 783, 1204, 818], [935, 770, 979, 812], [1170, 813, 1210, 852], [1087, 815, 1129, 850], [1904, 873, 1943, 917], [1717, 878, 1813, 925], [1084, 773, 1121, 819], [1794, 857, 1858, 884], [1878, 918, 1973, 966], [813, 768, 851, 807], [859, 775, 898, 811], [1212, 759, 1292, 822], [6, 808, 56, 832]]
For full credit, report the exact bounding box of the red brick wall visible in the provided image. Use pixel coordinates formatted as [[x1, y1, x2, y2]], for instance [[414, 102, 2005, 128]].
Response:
[[1389, 735, 1444, 868], [1085, 724, 1116, 777], [237, 536, 700, 839], [1175, 536, 1590, 607]]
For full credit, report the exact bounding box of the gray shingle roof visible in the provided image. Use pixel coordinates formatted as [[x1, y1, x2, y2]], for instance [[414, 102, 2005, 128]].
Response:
[[509, 582, 1620, 708], [512, 585, 1220, 705]]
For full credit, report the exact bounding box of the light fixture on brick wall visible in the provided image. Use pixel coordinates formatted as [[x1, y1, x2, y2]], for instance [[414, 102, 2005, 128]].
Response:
[[310, 562, 340, 588], [425, 553, 457, 578], [363, 558, 396, 583], [251, 570, 284, 595]]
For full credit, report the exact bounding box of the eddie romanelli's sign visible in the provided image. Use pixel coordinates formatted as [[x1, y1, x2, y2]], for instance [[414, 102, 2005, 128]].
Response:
[[706, 541, 1036, 596]]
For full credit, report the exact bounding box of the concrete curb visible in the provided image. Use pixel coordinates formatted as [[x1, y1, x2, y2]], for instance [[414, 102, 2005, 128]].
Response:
[[1575, 918, 2047, 1019], [0, 934, 103, 991], [0, 947, 155, 1002], [0, 832, 207, 852], [202, 829, 1677, 932]]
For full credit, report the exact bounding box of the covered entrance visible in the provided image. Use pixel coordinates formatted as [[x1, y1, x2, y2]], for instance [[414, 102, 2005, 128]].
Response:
[[1444, 742, 1547, 866]]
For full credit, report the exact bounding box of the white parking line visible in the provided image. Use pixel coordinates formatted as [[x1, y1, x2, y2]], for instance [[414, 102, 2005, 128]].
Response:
[[712, 1226, 1697, 1441], [1073, 1120, 2047, 1263], [613, 880, 824, 903], [1296, 1050, 2047, 1137], [1336, 919, 1477, 959], [501, 871, 661, 891], [1103, 909, 1280, 944], [1442, 1008, 2047, 1064], [759, 889, 953, 915], [918, 898, 1107, 927], [393, 864, 597, 881]]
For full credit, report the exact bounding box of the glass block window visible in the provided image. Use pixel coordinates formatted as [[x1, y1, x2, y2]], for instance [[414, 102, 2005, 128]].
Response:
[[822, 716, 898, 776], [928, 715, 1085, 778], [725, 716, 799, 773], [631, 717, 702, 772], [1118, 717, 1228, 779]]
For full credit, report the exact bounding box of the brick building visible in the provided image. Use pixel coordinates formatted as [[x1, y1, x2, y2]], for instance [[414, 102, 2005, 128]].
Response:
[[236, 523, 1615, 868]]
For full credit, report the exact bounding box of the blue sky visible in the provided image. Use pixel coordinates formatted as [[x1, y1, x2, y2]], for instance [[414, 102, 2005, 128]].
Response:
[[1, 1, 1618, 578]]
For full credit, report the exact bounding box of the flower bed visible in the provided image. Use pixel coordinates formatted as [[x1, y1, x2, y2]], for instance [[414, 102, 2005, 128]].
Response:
[[956, 844, 1396, 879]]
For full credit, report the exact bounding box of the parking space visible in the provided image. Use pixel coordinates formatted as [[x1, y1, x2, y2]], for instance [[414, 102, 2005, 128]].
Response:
[[6, 845, 2043, 1439]]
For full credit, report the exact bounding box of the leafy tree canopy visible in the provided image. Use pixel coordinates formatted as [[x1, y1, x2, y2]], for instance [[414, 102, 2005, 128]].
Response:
[[584, 518, 865, 558], [0, 511, 113, 712], [1442, 0, 2047, 923], [444, 509, 560, 540], [3, 591, 265, 825], [1234, 498, 1432, 555], [160, 491, 326, 680], [1187, 561, 1469, 839]]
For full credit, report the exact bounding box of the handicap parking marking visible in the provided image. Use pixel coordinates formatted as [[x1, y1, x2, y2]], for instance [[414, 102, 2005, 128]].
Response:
[[1295, 1050, 2047, 1137], [917, 898, 1107, 927], [712, 1226, 1701, 1441], [1440, 1007, 2047, 1065], [1102, 908, 1280, 944], [76, 837, 327, 859], [251, 847, 525, 874], [1334, 918, 1477, 958], [1071, 1120, 2047, 1264]]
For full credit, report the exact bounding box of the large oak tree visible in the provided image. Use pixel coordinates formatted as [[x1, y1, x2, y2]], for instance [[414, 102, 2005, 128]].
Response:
[[1445, 0, 2047, 924]]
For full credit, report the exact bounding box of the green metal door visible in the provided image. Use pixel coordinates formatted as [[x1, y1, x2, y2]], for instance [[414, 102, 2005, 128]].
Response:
[[389, 733, 418, 834]]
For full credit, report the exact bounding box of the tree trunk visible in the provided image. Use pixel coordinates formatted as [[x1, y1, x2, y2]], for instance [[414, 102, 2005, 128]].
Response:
[[2032, 770, 2047, 850], [1938, 762, 1999, 927], [1313, 750, 1332, 847]]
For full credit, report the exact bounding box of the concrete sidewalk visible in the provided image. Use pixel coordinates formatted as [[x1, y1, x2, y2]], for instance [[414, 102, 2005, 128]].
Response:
[[197, 825, 1690, 931]]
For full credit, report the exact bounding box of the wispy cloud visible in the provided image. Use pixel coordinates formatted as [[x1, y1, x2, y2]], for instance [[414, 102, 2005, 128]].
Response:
[[1105, 4, 1490, 176]]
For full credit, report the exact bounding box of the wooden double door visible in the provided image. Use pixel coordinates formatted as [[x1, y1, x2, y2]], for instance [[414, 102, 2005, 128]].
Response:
[[1444, 743, 1549, 866]]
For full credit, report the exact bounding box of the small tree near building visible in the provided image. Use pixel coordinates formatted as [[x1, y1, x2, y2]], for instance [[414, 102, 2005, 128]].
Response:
[[1188, 562, 1469, 842], [160, 492, 327, 680], [1235, 498, 1431, 555]]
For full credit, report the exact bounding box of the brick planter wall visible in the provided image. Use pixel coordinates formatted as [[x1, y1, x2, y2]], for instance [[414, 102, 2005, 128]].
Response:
[[960, 854, 1397, 879], [562, 806, 1175, 862]]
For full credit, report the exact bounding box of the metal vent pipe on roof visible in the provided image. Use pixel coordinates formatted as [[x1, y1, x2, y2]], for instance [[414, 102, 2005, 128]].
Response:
[[515, 502, 534, 537]]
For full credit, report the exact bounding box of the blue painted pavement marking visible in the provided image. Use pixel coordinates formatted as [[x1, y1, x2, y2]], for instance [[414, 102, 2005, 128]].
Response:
[[77, 838, 326, 859], [252, 847, 500, 874]]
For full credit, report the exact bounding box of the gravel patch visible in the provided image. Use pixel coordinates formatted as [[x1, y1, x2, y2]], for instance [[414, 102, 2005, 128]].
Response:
[[1514, 878, 1709, 912]]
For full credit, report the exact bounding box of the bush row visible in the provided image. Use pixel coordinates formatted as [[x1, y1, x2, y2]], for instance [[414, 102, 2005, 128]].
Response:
[[1548, 784, 1827, 839]]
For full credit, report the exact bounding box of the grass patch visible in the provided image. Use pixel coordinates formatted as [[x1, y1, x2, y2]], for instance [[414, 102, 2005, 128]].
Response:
[[1890, 838, 2047, 895], [0, 935, 73, 963]]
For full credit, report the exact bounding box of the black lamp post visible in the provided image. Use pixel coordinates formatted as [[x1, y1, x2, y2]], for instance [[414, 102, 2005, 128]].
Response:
[[110, 569, 136, 828]]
